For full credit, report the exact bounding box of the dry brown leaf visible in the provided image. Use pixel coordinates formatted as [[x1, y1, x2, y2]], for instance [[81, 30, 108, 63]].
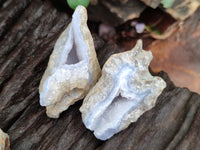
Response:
[[148, 8, 200, 93]]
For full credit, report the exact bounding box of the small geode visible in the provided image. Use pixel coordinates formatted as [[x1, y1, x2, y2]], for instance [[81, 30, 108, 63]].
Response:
[[0, 129, 10, 150], [39, 6, 101, 118], [80, 40, 166, 140]]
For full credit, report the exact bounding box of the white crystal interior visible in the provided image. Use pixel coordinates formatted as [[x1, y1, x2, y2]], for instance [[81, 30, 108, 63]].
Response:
[[59, 17, 88, 66], [40, 9, 89, 107], [62, 22, 88, 65], [84, 65, 152, 140], [39, 6, 100, 118], [80, 40, 166, 140], [66, 43, 79, 64]]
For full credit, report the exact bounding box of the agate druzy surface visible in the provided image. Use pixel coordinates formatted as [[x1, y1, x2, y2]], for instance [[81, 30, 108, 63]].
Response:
[[80, 40, 166, 140], [39, 6, 101, 118]]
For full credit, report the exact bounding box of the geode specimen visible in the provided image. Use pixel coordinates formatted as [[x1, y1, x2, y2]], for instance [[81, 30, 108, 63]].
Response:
[[39, 6, 101, 118], [0, 129, 10, 150], [80, 40, 166, 140]]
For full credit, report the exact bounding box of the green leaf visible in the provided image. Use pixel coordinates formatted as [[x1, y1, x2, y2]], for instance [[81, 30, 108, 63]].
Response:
[[145, 25, 162, 35], [67, 0, 90, 10], [145, 26, 152, 32]]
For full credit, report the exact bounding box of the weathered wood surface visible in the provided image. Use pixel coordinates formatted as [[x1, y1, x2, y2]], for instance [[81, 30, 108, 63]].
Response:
[[87, 0, 146, 26], [0, 0, 200, 150]]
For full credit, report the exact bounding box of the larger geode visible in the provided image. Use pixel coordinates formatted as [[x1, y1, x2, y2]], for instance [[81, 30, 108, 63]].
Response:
[[39, 6, 101, 118], [80, 40, 166, 140]]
